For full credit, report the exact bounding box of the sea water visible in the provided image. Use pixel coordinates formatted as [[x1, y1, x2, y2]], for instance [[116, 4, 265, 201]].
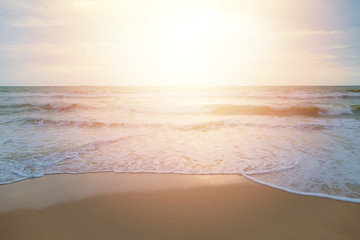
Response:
[[0, 86, 359, 202]]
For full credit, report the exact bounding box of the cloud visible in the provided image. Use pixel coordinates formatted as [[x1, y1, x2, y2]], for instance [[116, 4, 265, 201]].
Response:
[[6, 17, 67, 27], [1, 0, 360, 85], [0, 41, 115, 85], [265, 52, 337, 63], [328, 45, 352, 49], [0, 0, 81, 29], [274, 28, 360, 38], [274, 30, 344, 38], [343, 55, 360, 58]]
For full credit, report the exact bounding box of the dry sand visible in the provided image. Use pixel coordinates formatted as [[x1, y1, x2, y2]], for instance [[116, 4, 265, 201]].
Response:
[[0, 173, 359, 240]]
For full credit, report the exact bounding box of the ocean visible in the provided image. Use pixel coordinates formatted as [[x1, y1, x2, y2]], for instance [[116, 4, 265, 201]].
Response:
[[1, 86, 360, 202]]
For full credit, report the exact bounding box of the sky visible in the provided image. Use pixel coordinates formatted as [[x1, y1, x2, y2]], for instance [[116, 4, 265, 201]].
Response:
[[0, 0, 360, 86]]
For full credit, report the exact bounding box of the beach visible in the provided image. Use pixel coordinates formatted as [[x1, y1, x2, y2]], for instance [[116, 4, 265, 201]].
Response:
[[1, 173, 359, 240], [2, 0, 360, 238]]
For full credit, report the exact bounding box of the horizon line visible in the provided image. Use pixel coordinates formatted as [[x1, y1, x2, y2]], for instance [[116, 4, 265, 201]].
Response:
[[0, 84, 360, 87]]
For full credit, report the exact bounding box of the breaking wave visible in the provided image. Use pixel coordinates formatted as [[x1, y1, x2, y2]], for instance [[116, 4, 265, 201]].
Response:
[[210, 104, 355, 117], [17, 117, 338, 131], [0, 103, 88, 112], [18, 118, 143, 128]]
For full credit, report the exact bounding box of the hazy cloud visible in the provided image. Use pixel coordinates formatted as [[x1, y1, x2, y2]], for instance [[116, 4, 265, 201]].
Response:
[[0, 0, 360, 85]]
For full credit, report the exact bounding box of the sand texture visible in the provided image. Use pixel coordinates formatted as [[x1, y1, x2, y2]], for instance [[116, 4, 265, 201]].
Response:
[[0, 173, 359, 240]]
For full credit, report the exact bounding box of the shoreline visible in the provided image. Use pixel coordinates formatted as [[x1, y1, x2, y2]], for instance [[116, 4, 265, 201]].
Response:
[[1, 171, 360, 206], [1, 173, 360, 240]]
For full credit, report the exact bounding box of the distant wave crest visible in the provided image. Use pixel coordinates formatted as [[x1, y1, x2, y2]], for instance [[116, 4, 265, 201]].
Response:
[[17, 117, 339, 132], [210, 104, 355, 117], [0, 103, 88, 112]]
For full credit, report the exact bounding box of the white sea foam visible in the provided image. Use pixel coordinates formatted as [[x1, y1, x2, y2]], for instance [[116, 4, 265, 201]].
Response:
[[1, 86, 360, 202], [242, 174, 360, 203], [317, 104, 353, 116]]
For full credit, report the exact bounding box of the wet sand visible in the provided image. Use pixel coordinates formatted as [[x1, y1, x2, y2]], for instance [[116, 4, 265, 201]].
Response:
[[0, 173, 359, 240]]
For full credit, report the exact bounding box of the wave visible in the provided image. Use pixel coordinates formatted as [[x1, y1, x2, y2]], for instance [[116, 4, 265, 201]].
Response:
[[0, 103, 34, 109], [38, 103, 85, 112], [16, 117, 341, 132], [19, 118, 134, 128], [5, 102, 356, 116], [183, 121, 332, 131], [245, 92, 360, 99], [17, 118, 166, 129], [3, 87, 360, 100], [1, 92, 110, 99], [6, 92, 360, 100], [0, 137, 129, 185], [210, 104, 355, 117], [345, 89, 360, 93], [242, 174, 360, 203], [113, 103, 359, 116], [0, 103, 88, 112]]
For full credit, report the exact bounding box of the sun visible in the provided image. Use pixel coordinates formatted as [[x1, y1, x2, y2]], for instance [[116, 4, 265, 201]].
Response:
[[90, 2, 273, 86], [146, 5, 271, 85]]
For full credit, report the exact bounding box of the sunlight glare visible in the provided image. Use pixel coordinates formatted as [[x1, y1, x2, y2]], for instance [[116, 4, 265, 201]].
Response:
[[150, 5, 271, 85], [76, 2, 273, 86]]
